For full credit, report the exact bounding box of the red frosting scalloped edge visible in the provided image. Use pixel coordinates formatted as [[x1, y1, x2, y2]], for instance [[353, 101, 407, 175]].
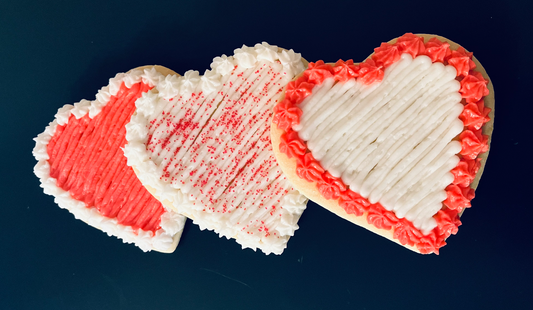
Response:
[[272, 33, 491, 254]]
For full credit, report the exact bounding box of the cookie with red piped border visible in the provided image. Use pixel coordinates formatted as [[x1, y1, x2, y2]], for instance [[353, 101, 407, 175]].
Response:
[[33, 66, 186, 253], [270, 33, 494, 254], [124, 43, 309, 255]]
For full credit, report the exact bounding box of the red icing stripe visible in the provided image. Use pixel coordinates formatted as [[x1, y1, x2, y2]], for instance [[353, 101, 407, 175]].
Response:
[[273, 34, 491, 254], [47, 82, 166, 232]]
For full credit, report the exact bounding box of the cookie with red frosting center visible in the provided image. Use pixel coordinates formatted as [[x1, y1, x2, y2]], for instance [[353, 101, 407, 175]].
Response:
[[33, 66, 186, 252], [271, 34, 494, 254], [124, 43, 308, 255]]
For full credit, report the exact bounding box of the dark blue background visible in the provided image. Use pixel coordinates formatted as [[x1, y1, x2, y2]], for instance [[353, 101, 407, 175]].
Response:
[[2, 0, 532, 309]]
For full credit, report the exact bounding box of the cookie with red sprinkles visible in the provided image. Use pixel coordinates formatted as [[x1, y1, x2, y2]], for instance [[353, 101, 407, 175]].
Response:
[[33, 66, 186, 252], [124, 43, 309, 255], [271, 34, 494, 254]]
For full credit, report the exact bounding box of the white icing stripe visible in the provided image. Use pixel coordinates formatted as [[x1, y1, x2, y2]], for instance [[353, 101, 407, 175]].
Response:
[[323, 67, 457, 174], [159, 64, 267, 175], [168, 75, 265, 196], [32, 68, 186, 252], [189, 67, 288, 201], [125, 43, 307, 255], [296, 54, 463, 234]]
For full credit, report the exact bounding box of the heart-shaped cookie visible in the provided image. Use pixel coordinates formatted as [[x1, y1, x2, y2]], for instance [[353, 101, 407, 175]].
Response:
[[271, 34, 494, 254], [124, 43, 308, 255], [33, 66, 186, 252]]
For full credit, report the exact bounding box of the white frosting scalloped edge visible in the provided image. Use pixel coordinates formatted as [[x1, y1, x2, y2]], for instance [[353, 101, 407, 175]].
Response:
[[124, 43, 307, 255], [155, 42, 306, 101], [32, 67, 186, 252]]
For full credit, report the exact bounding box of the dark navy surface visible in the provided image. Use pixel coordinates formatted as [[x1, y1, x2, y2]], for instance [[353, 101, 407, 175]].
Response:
[[1, 1, 532, 309]]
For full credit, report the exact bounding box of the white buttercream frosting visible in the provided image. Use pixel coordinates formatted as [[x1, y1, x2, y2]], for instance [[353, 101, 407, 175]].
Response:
[[124, 43, 307, 254], [179, 70, 201, 99], [32, 67, 186, 252], [255, 42, 279, 62], [296, 54, 463, 234], [200, 69, 222, 95], [55, 104, 74, 126], [158, 74, 181, 100], [71, 99, 91, 119], [95, 85, 111, 104], [211, 55, 236, 76], [279, 49, 306, 77], [234, 45, 258, 68], [123, 69, 143, 88]]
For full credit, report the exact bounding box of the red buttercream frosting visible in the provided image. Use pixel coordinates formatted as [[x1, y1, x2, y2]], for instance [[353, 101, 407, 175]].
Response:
[[279, 130, 307, 159], [393, 218, 424, 247], [357, 59, 384, 85], [317, 171, 347, 200], [47, 82, 166, 232], [460, 99, 491, 130], [459, 128, 489, 160], [285, 76, 315, 105], [396, 33, 426, 58], [332, 59, 360, 82], [295, 152, 325, 183], [304, 60, 335, 84], [447, 47, 476, 77], [338, 190, 371, 216], [273, 34, 491, 253], [372, 43, 401, 68], [424, 37, 452, 63], [367, 205, 398, 230], [460, 71, 490, 103], [434, 208, 462, 238], [272, 99, 303, 132], [416, 233, 441, 255], [443, 184, 476, 212], [451, 158, 481, 187]]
